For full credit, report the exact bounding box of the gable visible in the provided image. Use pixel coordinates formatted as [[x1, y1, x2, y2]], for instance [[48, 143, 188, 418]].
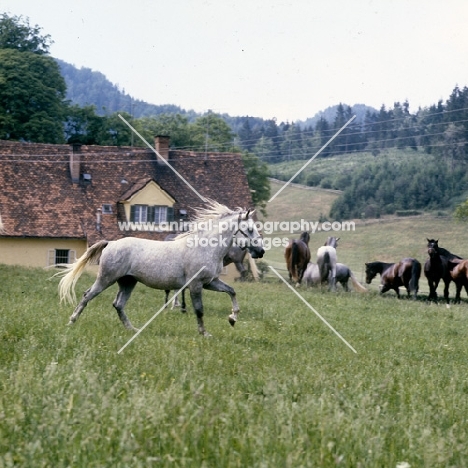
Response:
[[120, 180, 176, 221]]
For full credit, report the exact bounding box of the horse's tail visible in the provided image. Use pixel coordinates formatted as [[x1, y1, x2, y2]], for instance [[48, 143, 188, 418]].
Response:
[[349, 272, 368, 293], [319, 251, 330, 282], [291, 241, 300, 282], [57, 240, 109, 305], [409, 260, 421, 296]]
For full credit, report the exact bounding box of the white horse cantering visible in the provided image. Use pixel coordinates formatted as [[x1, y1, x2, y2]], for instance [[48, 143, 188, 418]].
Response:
[[57, 201, 265, 337], [316, 237, 339, 291]]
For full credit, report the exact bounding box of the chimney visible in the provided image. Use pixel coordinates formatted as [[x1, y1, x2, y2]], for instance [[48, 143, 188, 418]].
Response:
[[70, 143, 81, 183], [155, 135, 170, 163], [96, 207, 102, 232]]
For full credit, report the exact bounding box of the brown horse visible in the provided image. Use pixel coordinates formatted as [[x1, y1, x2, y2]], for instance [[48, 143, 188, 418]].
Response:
[[450, 259, 468, 303], [424, 239, 463, 304], [365, 258, 421, 299], [285, 232, 311, 285]]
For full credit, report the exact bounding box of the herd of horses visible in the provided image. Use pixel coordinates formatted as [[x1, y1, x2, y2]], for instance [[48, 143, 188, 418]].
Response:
[[54, 200, 468, 337], [285, 233, 468, 304]]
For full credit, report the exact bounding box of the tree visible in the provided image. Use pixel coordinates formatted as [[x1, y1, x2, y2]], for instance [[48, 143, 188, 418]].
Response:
[[241, 152, 271, 216], [0, 13, 52, 54], [64, 104, 104, 144], [0, 14, 67, 143], [0, 49, 67, 142], [189, 112, 234, 152], [454, 199, 468, 221]]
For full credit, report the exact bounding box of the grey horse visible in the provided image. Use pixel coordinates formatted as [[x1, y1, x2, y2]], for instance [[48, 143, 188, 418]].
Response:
[[303, 261, 367, 292], [58, 201, 265, 336]]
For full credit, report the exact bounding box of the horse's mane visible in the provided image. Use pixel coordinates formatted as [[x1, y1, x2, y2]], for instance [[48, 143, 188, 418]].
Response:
[[174, 199, 246, 239]]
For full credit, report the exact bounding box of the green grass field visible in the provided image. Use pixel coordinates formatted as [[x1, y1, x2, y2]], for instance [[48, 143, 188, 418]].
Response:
[[2, 181, 468, 466]]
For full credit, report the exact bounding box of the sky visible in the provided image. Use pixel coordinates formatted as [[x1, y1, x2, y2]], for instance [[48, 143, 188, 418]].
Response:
[[2, 0, 468, 122]]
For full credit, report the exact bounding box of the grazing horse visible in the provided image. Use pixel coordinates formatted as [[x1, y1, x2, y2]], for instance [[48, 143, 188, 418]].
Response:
[[303, 262, 367, 292], [316, 237, 339, 291], [57, 201, 265, 337], [285, 232, 311, 285], [425, 239, 463, 304], [450, 259, 468, 303], [365, 258, 421, 299]]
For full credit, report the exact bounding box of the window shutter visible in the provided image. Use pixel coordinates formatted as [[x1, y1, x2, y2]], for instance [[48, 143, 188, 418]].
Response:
[[167, 207, 174, 222], [69, 250, 77, 264], [47, 249, 55, 266], [130, 205, 136, 222]]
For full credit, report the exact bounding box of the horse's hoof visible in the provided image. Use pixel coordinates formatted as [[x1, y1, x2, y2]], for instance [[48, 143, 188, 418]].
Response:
[[203, 331, 212, 338], [67, 320, 74, 326], [446, 304, 451, 309], [228, 315, 236, 327]]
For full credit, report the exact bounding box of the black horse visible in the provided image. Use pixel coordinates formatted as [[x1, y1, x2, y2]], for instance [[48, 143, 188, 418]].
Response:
[[365, 258, 421, 299], [424, 239, 463, 304]]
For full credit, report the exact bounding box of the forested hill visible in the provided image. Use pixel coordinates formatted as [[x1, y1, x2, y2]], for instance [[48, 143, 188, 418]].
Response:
[[56, 59, 197, 119], [56, 59, 376, 128]]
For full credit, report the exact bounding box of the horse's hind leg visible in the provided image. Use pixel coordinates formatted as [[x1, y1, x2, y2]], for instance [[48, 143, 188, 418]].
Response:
[[68, 278, 114, 325], [189, 287, 210, 337], [203, 278, 239, 327], [113, 276, 138, 331]]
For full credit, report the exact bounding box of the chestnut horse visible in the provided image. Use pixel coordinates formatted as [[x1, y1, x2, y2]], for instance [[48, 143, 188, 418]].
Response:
[[285, 231, 311, 285], [450, 259, 468, 303], [365, 258, 421, 299]]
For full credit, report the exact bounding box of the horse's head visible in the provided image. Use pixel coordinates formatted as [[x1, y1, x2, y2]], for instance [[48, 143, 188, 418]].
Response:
[[300, 231, 310, 245], [236, 211, 265, 259], [427, 238, 439, 257], [364, 262, 377, 284], [325, 237, 339, 249]]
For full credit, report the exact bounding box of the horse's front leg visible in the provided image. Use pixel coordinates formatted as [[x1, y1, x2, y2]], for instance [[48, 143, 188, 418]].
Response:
[[454, 281, 462, 304], [203, 278, 239, 327], [189, 287, 210, 337], [428, 279, 439, 302]]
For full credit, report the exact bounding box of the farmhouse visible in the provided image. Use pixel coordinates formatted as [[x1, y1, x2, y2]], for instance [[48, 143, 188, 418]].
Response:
[[0, 137, 253, 272]]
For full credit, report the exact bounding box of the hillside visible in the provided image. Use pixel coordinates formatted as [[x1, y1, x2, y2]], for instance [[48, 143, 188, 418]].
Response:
[[56, 59, 196, 119], [260, 178, 468, 294]]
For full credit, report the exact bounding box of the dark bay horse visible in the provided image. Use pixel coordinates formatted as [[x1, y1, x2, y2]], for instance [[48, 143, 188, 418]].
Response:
[[450, 259, 468, 303], [285, 231, 311, 285], [365, 258, 421, 299], [424, 239, 463, 304]]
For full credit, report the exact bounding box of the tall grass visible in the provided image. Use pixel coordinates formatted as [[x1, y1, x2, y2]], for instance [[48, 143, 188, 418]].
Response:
[[1, 265, 468, 466]]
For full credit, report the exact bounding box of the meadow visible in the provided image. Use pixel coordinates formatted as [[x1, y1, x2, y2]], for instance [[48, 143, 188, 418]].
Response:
[[2, 182, 468, 467]]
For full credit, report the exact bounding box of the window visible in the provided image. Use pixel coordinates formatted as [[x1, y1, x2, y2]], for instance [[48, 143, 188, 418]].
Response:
[[130, 205, 174, 223], [131, 205, 148, 223], [48, 249, 76, 267], [154, 206, 167, 224], [102, 204, 113, 214]]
